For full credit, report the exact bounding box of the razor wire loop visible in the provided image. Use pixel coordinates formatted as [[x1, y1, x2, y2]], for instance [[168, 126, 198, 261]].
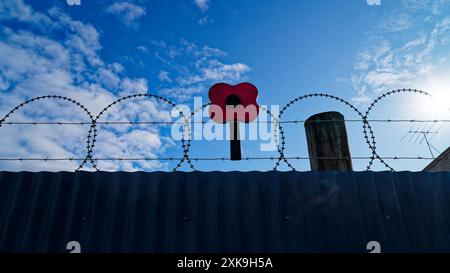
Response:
[[276, 93, 377, 171], [173, 104, 199, 172], [77, 93, 191, 172], [181, 103, 211, 171], [257, 105, 289, 171], [181, 103, 283, 171], [0, 94, 95, 167], [362, 88, 432, 171]]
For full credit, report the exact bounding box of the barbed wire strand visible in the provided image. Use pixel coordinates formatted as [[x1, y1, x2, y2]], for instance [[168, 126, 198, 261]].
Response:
[[363, 88, 432, 171], [0, 89, 448, 172], [0, 156, 447, 161], [76, 93, 194, 172], [180, 103, 211, 172], [2, 119, 449, 125], [0, 95, 95, 170], [276, 93, 377, 171]]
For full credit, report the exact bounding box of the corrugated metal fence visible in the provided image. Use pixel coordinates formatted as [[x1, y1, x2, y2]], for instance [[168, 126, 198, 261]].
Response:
[[0, 171, 450, 253]]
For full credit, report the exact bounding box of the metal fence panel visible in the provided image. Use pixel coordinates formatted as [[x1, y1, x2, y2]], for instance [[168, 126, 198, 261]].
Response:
[[0, 171, 449, 253]]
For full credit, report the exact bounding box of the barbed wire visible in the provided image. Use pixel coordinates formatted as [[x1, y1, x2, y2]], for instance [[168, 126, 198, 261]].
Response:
[[0, 156, 447, 161], [3, 119, 449, 125], [276, 92, 376, 171], [0, 89, 447, 172], [363, 88, 432, 171], [0, 95, 95, 170], [76, 93, 190, 172], [174, 103, 199, 171]]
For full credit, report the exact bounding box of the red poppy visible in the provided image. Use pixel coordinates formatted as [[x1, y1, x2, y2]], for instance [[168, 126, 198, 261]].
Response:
[[208, 82, 259, 123]]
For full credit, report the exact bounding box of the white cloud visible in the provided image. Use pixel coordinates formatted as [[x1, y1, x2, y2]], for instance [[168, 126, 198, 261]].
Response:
[[402, 0, 430, 10], [0, 0, 52, 26], [379, 12, 413, 32], [202, 61, 250, 82], [136, 45, 148, 53], [0, 0, 175, 172], [105, 2, 146, 26], [367, 0, 381, 6], [194, 0, 210, 12], [153, 39, 251, 101], [351, 1, 450, 104], [198, 16, 212, 25], [66, 0, 81, 6], [158, 70, 171, 82]]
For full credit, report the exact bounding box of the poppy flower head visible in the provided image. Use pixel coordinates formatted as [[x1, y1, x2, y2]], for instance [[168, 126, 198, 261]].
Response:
[[208, 82, 259, 123]]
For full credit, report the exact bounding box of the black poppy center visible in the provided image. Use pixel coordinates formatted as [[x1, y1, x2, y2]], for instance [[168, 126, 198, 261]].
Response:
[[225, 94, 241, 106]]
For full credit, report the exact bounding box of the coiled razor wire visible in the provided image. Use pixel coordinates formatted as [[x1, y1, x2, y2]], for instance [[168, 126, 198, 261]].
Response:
[[77, 93, 192, 172], [181, 102, 210, 172], [0, 95, 95, 168], [276, 93, 375, 171], [174, 102, 198, 171], [362, 88, 432, 171], [0, 89, 445, 172]]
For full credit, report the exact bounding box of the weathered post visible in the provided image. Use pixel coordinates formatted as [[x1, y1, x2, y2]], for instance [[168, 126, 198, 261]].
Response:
[[304, 111, 353, 171]]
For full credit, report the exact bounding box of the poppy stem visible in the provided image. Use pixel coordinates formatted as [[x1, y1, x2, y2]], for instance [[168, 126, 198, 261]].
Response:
[[230, 120, 241, 161]]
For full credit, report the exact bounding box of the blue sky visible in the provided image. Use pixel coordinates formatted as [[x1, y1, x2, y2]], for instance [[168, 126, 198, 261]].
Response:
[[0, 0, 449, 172]]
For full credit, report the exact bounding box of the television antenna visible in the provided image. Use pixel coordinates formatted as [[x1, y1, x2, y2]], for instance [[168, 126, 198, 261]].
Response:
[[400, 121, 443, 159]]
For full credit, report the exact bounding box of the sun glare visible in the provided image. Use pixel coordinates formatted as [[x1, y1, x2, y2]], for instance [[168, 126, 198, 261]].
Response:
[[414, 72, 450, 117]]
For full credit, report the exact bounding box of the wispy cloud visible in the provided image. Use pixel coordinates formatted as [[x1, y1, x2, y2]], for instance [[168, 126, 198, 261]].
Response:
[[193, 0, 213, 25], [136, 45, 148, 53], [378, 12, 413, 32], [158, 70, 171, 82], [351, 1, 450, 104], [105, 2, 146, 27], [193, 0, 210, 13], [198, 16, 212, 26], [366, 0, 381, 6], [0, 0, 52, 26], [152, 39, 251, 101]]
